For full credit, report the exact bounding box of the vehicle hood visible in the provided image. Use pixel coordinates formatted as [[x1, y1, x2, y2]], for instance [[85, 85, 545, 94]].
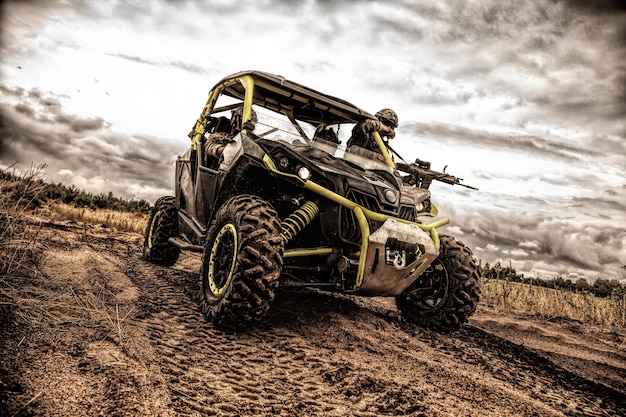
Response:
[[259, 139, 402, 191]]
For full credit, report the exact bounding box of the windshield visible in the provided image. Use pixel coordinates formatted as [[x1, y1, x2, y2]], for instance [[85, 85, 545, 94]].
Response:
[[252, 107, 393, 172]]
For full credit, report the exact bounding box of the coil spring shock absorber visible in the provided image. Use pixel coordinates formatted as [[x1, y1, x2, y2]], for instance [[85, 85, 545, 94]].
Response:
[[281, 201, 319, 244]]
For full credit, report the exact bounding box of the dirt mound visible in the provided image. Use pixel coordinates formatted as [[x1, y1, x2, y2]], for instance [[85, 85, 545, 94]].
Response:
[[1, 218, 625, 416]]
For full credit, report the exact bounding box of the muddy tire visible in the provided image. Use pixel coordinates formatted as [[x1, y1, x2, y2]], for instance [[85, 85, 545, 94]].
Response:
[[396, 235, 480, 332], [142, 196, 180, 267], [200, 195, 283, 330]]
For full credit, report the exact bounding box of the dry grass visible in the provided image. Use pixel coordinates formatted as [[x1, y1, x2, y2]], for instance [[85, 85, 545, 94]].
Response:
[[1, 165, 47, 327], [0, 164, 46, 277], [0, 274, 139, 352], [0, 168, 144, 344], [49, 202, 148, 234], [480, 277, 626, 329]]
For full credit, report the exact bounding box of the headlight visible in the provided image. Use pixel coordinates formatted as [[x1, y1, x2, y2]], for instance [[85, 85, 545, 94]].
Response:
[[278, 156, 290, 170], [384, 189, 397, 204], [297, 166, 312, 180], [416, 199, 431, 213]]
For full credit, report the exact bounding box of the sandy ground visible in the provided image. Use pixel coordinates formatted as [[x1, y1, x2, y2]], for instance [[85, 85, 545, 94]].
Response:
[[1, 217, 625, 417]]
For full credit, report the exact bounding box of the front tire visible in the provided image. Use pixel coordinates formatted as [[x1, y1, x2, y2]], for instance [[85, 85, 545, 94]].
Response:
[[200, 195, 283, 330], [142, 196, 180, 266], [396, 235, 480, 332]]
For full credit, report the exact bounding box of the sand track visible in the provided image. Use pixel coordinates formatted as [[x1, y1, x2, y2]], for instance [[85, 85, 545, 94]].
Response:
[[1, 219, 625, 416]]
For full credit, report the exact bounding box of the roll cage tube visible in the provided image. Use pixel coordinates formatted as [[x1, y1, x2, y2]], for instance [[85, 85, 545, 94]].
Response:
[[372, 131, 395, 168], [189, 75, 256, 149]]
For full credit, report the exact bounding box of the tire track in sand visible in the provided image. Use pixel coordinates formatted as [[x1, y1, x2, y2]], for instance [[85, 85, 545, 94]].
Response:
[[127, 254, 372, 416]]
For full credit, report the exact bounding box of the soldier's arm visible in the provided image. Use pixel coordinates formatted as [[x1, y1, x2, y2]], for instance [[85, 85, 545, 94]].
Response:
[[360, 119, 382, 134], [204, 132, 233, 158]]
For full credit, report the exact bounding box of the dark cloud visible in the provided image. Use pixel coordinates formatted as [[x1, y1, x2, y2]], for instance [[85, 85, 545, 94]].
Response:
[[103, 52, 155, 66], [571, 195, 626, 217], [403, 120, 600, 163], [54, 114, 107, 132], [1, 85, 107, 133], [371, 15, 426, 41], [564, 0, 626, 13], [0, 86, 184, 201], [3, 85, 64, 111], [428, 178, 626, 280], [439, 3, 558, 43], [0, 0, 90, 56], [0, 84, 25, 98], [13, 103, 34, 117], [393, 2, 626, 140], [444, 201, 626, 279], [105, 53, 208, 75]]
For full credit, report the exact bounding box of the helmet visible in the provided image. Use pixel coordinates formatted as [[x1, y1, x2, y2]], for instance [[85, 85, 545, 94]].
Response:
[[375, 108, 398, 128]]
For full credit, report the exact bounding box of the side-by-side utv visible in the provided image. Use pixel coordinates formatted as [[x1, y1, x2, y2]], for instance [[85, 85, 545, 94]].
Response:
[[143, 70, 480, 332]]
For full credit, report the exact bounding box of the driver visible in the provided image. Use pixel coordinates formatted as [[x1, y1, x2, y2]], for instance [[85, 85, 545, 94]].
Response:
[[204, 106, 257, 160], [346, 108, 398, 154]]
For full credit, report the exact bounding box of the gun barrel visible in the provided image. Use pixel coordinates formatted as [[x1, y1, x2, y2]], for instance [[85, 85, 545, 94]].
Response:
[[397, 163, 478, 191], [459, 183, 479, 191]]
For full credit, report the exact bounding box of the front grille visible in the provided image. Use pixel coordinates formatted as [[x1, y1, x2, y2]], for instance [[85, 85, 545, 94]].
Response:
[[398, 205, 416, 222], [340, 204, 361, 243], [340, 189, 412, 244]]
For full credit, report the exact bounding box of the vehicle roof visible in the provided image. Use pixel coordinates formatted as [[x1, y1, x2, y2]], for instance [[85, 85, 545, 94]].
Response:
[[213, 70, 377, 126]]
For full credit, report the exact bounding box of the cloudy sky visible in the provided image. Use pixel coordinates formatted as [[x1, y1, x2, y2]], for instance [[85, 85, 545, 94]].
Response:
[[1, 0, 625, 282]]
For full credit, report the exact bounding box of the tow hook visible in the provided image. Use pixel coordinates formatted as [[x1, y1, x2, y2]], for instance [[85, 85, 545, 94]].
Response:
[[385, 238, 424, 270]]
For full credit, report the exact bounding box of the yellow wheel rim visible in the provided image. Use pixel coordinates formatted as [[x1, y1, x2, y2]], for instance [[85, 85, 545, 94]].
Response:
[[207, 223, 238, 297], [147, 211, 160, 249]]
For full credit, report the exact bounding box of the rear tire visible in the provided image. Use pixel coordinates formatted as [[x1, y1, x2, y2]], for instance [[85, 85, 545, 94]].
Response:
[[200, 195, 283, 330], [142, 196, 180, 267], [396, 235, 480, 332]]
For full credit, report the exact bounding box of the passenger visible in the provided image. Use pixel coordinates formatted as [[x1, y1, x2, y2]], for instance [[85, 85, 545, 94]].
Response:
[[204, 106, 257, 160], [229, 105, 258, 135], [314, 125, 339, 144], [346, 108, 398, 154]]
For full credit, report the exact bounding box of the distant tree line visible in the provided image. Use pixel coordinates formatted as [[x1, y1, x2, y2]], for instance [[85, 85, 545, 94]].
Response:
[[481, 261, 625, 299], [44, 182, 151, 213], [1, 167, 150, 213]]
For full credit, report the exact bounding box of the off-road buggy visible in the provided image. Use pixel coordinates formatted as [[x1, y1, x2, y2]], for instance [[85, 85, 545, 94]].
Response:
[[143, 70, 480, 332]]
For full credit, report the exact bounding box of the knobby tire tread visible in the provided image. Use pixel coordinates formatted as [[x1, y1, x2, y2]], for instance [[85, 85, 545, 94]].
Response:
[[200, 195, 283, 330], [142, 196, 180, 267], [396, 235, 481, 332]]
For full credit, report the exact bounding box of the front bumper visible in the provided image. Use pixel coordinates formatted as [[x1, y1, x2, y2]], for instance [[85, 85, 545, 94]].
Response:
[[357, 218, 439, 296]]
